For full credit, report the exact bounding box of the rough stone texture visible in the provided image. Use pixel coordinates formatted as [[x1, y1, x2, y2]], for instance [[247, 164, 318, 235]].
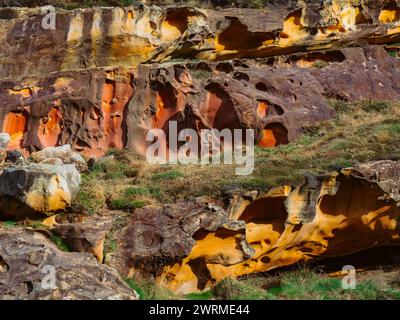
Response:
[[0, 162, 81, 218], [0, 2, 400, 156], [109, 198, 254, 284], [0, 227, 138, 300], [108, 161, 400, 294], [50, 213, 113, 263]]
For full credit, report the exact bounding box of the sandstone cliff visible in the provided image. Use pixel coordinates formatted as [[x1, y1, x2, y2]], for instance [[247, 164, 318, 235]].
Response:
[[0, 0, 400, 299]]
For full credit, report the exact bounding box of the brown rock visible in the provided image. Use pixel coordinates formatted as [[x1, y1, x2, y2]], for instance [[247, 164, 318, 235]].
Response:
[[0, 227, 138, 300], [52, 213, 112, 263]]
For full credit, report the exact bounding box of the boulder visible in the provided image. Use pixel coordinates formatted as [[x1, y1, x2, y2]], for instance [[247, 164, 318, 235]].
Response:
[[31, 145, 88, 172], [0, 162, 81, 219], [0, 227, 138, 300], [48, 213, 113, 263], [108, 198, 254, 291]]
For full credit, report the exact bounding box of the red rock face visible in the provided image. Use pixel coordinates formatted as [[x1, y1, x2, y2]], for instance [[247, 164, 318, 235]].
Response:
[[3, 111, 27, 149], [101, 80, 134, 151], [38, 107, 62, 149], [0, 46, 399, 158]]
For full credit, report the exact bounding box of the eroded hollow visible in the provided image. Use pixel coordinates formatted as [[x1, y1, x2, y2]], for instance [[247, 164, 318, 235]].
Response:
[[161, 8, 192, 42], [38, 107, 62, 148], [319, 175, 400, 257], [203, 83, 242, 130], [216, 18, 274, 51], [2, 110, 28, 149], [258, 123, 289, 148]]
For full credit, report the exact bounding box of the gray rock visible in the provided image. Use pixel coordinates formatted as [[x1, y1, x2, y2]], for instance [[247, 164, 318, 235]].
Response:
[[31, 145, 88, 172], [0, 162, 81, 218]]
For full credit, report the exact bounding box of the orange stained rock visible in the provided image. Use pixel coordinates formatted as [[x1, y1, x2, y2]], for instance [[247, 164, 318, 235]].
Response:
[[257, 101, 269, 118], [200, 84, 241, 130], [158, 171, 400, 294], [38, 107, 62, 148], [8, 88, 31, 98], [3, 111, 27, 149], [279, 11, 308, 47], [379, 8, 400, 24], [258, 124, 288, 148], [153, 88, 179, 129], [26, 183, 71, 214], [101, 80, 133, 150]]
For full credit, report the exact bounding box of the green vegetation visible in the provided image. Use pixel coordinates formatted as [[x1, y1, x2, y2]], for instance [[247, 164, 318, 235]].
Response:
[[191, 70, 212, 79], [74, 100, 400, 213], [211, 268, 400, 300], [50, 235, 69, 252], [151, 170, 184, 181], [2, 221, 17, 228], [125, 278, 176, 300], [125, 267, 400, 300]]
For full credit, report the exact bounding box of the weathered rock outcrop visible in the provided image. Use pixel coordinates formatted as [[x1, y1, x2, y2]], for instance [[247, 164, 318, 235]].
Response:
[[1, 2, 400, 156], [43, 213, 112, 263], [0, 227, 138, 300], [108, 198, 254, 282], [0, 162, 81, 219], [109, 161, 400, 294]]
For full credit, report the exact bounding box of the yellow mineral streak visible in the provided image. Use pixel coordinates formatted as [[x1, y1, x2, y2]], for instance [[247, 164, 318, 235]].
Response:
[[26, 176, 70, 213], [161, 20, 182, 42], [279, 11, 308, 47], [8, 88, 31, 98], [66, 11, 84, 43]]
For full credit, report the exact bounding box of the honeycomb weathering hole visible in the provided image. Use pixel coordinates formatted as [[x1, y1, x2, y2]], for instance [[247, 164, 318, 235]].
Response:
[[257, 101, 269, 118], [161, 8, 191, 42], [258, 123, 289, 148], [255, 82, 268, 92]]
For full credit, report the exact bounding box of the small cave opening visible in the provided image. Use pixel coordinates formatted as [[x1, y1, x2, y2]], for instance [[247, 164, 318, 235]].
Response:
[[216, 18, 274, 51], [233, 72, 250, 81], [2, 110, 28, 149], [161, 8, 192, 42], [258, 123, 289, 148], [152, 82, 178, 130], [215, 62, 234, 74], [293, 50, 346, 68]]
